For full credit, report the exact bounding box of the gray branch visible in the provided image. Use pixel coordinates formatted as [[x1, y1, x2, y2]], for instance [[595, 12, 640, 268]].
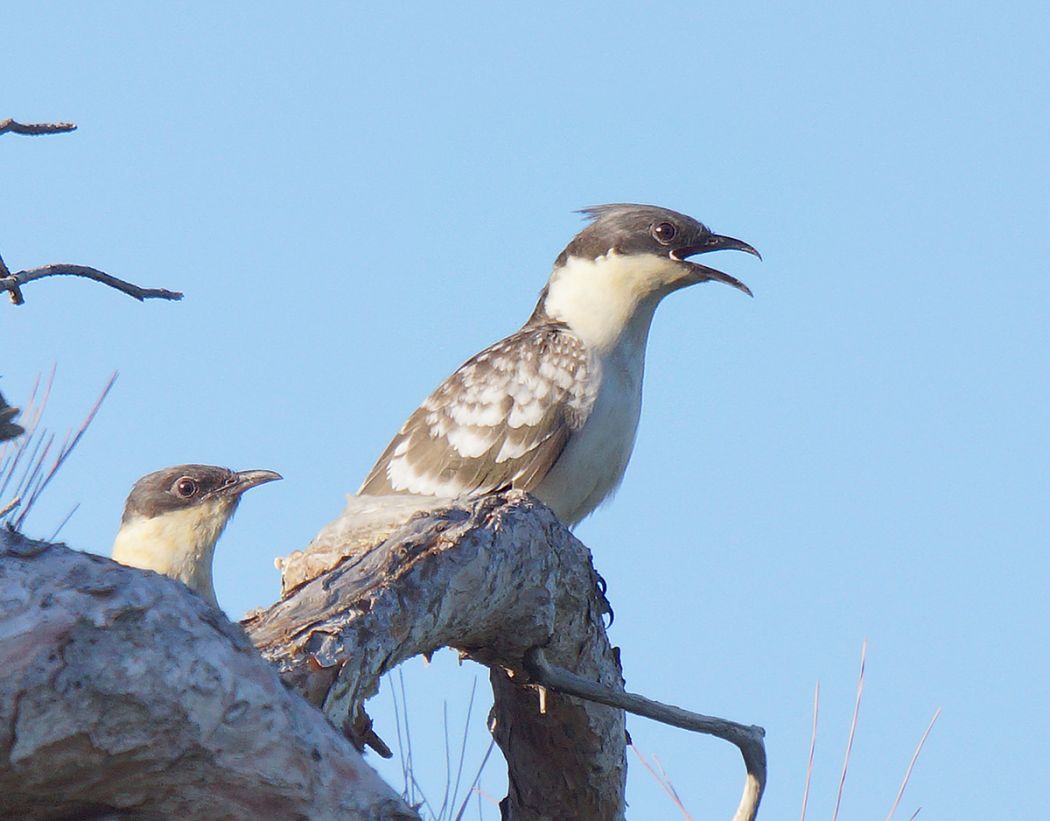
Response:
[[0, 119, 77, 136], [525, 647, 766, 821], [1, 261, 182, 305]]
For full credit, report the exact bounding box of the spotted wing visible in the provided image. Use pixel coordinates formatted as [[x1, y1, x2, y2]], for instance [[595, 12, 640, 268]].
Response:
[[358, 324, 598, 498]]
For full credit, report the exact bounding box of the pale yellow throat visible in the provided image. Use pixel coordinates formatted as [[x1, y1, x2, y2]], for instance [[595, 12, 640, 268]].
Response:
[[111, 498, 237, 607]]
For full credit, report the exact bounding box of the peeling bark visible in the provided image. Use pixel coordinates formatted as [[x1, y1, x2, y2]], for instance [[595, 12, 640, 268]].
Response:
[[2, 490, 756, 821], [247, 491, 628, 820], [0, 529, 415, 820]]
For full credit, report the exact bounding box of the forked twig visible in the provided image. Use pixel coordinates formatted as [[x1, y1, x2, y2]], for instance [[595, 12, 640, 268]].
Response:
[[1, 261, 182, 305], [525, 647, 766, 821], [0, 119, 77, 136], [1, 120, 175, 306]]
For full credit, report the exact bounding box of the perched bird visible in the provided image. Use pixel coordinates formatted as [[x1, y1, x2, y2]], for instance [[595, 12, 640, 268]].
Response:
[[111, 464, 282, 606], [359, 204, 759, 526]]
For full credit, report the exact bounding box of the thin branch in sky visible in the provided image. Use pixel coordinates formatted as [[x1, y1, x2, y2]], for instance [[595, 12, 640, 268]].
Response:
[[2, 261, 182, 306], [886, 707, 941, 820], [0, 119, 77, 136], [800, 680, 820, 821], [832, 639, 868, 821], [453, 739, 497, 821], [12, 372, 117, 531], [630, 745, 693, 820]]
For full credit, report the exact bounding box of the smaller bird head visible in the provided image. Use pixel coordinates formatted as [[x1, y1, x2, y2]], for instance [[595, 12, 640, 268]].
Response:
[[557, 203, 760, 296], [112, 464, 282, 606], [121, 464, 282, 523]]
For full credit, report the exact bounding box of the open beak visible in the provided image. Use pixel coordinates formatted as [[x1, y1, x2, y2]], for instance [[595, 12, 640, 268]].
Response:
[[671, 233, 761, 297], [215, 469, 283, 499]]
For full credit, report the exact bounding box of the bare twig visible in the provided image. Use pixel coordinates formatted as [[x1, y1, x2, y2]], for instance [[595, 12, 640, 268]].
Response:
[[0, 369, 56, 514], [631, 745, 693, 820], [525, 646, 766, 821], [1, 122, 176, 307], [653, 753, 692, 819], [833, 640, 867, 821], [448, 678, 478, 818], [48, 503, 80, 541], [12, 373, 117, 531], [2, 263, 182, 305], [886, 707, 941, 821], [0, 119, 77, 136], [800, 680, 819, 821], [452, 738, 497, 821]]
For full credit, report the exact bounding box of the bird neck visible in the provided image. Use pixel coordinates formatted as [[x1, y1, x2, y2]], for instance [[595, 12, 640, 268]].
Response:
[[111, 499, 236, 607], [536, 252, 672, 356]]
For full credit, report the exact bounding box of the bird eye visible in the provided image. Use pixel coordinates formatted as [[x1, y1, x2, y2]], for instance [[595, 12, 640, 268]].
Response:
[[651, 222, 677, 244], [174, 477, 198, 498]]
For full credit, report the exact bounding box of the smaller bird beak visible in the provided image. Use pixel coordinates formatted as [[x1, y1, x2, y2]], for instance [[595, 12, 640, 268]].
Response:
[[213, 469, 283, 499], [672, 233, 761, 297]]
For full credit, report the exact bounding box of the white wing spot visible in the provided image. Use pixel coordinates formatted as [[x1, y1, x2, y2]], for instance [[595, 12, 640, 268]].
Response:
[[508, 398, 546, 428], [449, 401, 505, 427], [447, 426, 497, 458], [387, 455, 466, 496], [495, 437, 533, 462]]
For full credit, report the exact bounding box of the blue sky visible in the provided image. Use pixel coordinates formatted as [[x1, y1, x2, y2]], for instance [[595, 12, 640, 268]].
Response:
[[4, 3, 1049, 818]]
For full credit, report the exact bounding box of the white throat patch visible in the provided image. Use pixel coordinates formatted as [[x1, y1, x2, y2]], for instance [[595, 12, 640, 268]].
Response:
[[541, 252, 682, 353]]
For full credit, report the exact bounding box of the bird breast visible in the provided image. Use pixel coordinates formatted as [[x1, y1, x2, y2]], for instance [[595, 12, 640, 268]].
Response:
[[533, 335, 646, 525]]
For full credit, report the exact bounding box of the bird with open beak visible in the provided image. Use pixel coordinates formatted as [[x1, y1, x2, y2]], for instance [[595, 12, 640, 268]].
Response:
[[359, 203, 760, 526], [111, 464, 281, 607]]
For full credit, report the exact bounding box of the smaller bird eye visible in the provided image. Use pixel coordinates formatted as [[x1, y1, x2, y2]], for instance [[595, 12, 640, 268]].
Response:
[[174, 477, 198, 498], [651, 222, 677, 244]]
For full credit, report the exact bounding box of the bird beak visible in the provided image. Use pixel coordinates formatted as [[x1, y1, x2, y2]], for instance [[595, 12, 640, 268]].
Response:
[[212, 469, 283, 499], [671, 233, 761, 297]]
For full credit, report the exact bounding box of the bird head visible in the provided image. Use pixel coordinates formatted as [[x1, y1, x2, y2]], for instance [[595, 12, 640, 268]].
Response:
[[556, 203, 760, 297], [113, 464, 282, 606], [121, 464, 282, 524], [535, 204, 760, 348]]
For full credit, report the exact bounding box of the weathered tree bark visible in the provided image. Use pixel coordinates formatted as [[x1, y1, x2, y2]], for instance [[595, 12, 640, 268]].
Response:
[[2, 490, 761, 821], [247, 491, 629, 820], [0, 528, 415, 820]]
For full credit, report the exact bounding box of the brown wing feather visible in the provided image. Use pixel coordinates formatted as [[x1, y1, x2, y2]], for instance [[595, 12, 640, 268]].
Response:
[[358, 324, 598, 498]]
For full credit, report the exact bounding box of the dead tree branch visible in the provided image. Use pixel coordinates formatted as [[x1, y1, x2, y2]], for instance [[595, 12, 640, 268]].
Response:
[[0, 528, 416, 820], [246, 491, 628, 820], [1, 258, 182, 306], [525, 647, 766, 821], [0, 119, 77, 136], [2, 489, 766, 820]]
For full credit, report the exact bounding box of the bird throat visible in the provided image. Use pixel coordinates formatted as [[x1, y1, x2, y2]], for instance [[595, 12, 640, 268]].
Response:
[[110, 499, 237, 606], [541, 252, 674, 355]]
